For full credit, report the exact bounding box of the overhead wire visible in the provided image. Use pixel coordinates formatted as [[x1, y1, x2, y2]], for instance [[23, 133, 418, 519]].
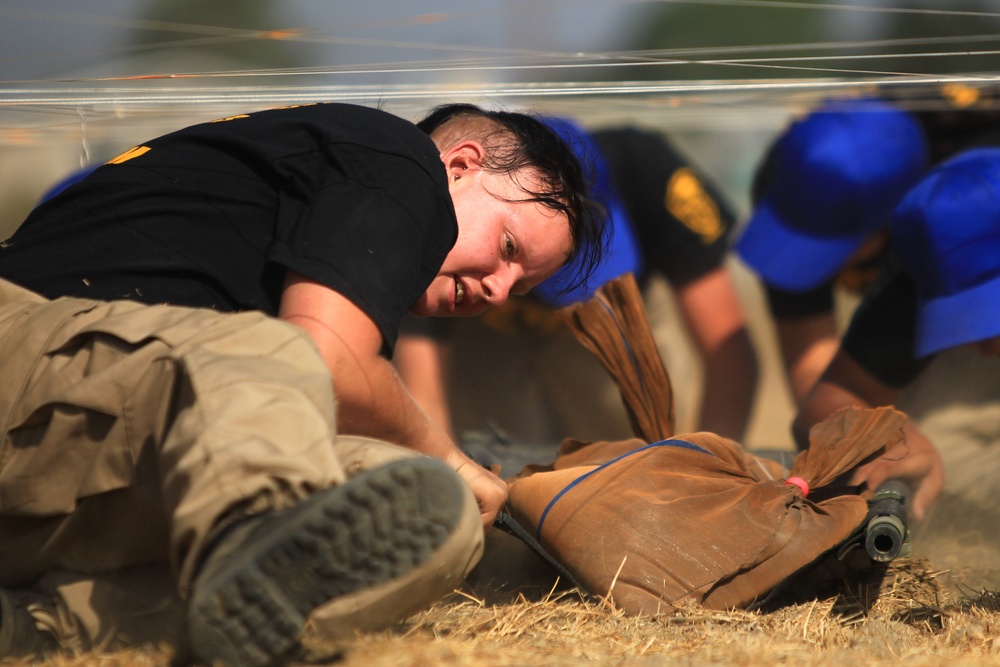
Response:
[[0, 0, 998, 136], [1, 0, 997, 230], [2, 1, 999, 80]]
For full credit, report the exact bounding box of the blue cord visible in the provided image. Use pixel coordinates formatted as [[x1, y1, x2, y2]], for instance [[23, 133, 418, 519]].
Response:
[[597, 297, 650, 400], [535, 438, 715, 541]]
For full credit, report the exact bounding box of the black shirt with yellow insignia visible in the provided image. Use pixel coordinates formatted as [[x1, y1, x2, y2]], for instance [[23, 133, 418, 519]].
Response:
[[0, 103, 458, 355], [592, 127, 737, 289], [840, 252, 930, 388]]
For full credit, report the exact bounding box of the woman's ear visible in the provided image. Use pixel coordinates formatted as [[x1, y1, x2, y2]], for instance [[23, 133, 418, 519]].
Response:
[[440, 140, 486, 182]]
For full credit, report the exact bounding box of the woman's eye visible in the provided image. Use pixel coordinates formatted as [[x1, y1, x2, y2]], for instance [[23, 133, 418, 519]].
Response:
[[505, 236, 516, 259]]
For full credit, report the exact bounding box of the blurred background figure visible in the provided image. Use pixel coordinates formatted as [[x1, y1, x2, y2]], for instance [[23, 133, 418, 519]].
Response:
[[795, 147, 1000, 521], [734, 90, 1000, 527], [735, 99, 930, 409], [736, 88, 1000, 416], [396, 115, 760, 447]]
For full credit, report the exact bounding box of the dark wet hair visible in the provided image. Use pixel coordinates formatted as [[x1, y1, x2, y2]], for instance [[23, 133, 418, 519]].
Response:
[[418, 103, 607, 296]]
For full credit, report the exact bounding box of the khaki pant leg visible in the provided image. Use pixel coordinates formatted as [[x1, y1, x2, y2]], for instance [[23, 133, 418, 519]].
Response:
[[153, 309, 349, 591], [0, 280, 346, 594], [33, 565, 185, 652], [28, 436, 467, 653], [332, 435, 423, 477]]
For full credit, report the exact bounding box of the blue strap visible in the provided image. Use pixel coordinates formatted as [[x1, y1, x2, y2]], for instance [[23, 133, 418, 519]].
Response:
[[595, 296, 652, 404], [535, 438, 715, 541]]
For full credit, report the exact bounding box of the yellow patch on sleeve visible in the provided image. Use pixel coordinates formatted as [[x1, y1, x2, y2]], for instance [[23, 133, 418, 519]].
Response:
[[271, 103, 318, 111], [210, 114, 250, 123], [664, 168, 723, 244], [941, 83, 981, 109], [106, 145, 151, 164]]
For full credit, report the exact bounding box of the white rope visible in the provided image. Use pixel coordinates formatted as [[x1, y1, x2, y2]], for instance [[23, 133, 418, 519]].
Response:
[[2, 73, 998, 107], [0, 1, 998, 136], [2, 1, 1000, 86], [641, 0, 1000, 20], [4, 34, 1000, 85]]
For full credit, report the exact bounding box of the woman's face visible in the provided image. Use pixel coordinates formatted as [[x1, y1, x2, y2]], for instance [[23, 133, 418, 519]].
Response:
[[411, 145, 572, 318]]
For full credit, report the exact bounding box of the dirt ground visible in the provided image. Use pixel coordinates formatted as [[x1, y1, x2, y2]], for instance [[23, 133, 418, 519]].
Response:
[[8, 557, 999, 667]]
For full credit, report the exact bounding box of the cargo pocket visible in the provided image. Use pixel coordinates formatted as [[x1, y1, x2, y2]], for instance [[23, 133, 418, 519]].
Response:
[[0, 403, 131, 516], [0, 300, 153, 517]]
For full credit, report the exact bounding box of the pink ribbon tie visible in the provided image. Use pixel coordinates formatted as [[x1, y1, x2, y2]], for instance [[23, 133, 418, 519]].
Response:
[[783, 476, 809, 497]]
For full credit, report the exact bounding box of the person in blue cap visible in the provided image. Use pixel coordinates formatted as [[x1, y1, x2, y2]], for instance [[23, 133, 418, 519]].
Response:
[[795, 147, 1000, 521], [893, 149, 1000, 358], [736, 99, 930, 408], [396, 116, 760, 444]]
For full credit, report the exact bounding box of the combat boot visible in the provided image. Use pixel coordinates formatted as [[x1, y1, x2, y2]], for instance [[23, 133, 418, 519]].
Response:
[[0, 588, 60, 659], [186, 455, 483, 667]]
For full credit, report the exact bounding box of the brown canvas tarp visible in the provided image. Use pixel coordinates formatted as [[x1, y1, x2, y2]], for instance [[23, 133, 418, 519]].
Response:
[[506, 407, 905, 613], [501, 274, 907, 614]]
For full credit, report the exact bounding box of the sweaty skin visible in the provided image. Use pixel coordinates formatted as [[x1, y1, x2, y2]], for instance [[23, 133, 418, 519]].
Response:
[[674, 267, 759, 440]]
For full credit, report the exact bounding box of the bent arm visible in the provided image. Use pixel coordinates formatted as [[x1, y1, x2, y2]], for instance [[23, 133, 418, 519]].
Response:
[[792, 350, 894, 447], [775, 313, 840, 407], [675, 268, 760, 441], [278, 271, 505, 526], [794, 350, 943, 520], [394, 332, 456, 440]]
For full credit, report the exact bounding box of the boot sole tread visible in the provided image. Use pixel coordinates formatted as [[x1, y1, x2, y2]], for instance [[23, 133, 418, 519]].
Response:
[[188, 457, 466, 667]]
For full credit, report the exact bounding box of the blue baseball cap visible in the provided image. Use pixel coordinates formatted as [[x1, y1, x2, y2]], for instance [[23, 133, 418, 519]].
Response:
[[532, 116, 642, 308], [892, 148, 1000, 357], [736, 100, 929, 292]]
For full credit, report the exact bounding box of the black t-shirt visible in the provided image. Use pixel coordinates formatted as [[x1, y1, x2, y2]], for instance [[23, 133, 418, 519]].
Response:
[[840, 253, 931, 388], [592, 127, 736, 288], [0, 103, 457, 355], [764, 282, 836, 319]]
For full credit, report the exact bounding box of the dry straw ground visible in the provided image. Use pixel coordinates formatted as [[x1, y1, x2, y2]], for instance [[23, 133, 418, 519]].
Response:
[[5, 283, 999, 667], [5, 557, 999, 667]]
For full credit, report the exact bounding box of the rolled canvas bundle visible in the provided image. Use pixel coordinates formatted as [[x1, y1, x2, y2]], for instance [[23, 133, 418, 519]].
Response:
[[501, 274, 906, 613], [505, 408, 905, 613]]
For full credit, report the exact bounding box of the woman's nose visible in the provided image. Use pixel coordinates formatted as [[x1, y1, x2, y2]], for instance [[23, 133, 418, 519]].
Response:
[[481, 272, 512, 306]]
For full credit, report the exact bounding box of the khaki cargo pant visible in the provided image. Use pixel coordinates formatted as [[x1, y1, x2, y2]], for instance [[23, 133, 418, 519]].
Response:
[[0, 278, 420, 650]]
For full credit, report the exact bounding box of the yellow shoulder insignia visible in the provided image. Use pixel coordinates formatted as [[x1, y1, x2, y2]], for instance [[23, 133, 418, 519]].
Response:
[[664, 167, 723, 244], [941, 83, 981, 109], [271, 103, 318, 111], [106, 145, 151, 165], [210, 114, 250, 123]]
